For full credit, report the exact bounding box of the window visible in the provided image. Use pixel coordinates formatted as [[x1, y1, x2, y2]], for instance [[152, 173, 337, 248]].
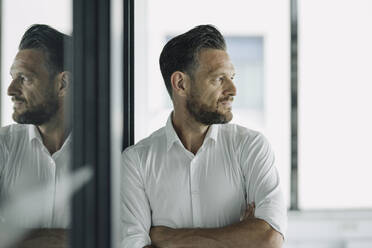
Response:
[[298, 0, 372, 209]]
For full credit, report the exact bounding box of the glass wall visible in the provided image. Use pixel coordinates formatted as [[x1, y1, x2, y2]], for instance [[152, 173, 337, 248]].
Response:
[[0, 1, 73, 247], [0, 0, 72, 127]]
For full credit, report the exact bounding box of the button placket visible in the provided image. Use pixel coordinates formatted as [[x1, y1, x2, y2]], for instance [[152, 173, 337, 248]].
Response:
[[38, 142, 53, 227], [190, 157, 201, 227], [46, 153, 57, 226]]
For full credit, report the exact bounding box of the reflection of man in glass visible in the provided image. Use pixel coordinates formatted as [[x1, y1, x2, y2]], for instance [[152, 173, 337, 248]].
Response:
[[121, 25, 287, 248], [0, 24, 71, 244]]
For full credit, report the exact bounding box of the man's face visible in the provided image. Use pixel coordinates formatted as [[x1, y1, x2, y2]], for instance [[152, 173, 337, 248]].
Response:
[[186, 48, 236, 125], [8, 49, 59, 125]]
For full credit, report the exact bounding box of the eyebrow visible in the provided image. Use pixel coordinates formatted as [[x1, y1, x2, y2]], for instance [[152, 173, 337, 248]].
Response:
[[206, 63, 235, 75], [10, 65, 37, 77], [209, 70, 236, 78]]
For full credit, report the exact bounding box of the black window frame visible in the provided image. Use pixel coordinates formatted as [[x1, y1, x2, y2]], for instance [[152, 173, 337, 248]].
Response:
[[290, 0, 299, 211], [71, 0, 112, 247]]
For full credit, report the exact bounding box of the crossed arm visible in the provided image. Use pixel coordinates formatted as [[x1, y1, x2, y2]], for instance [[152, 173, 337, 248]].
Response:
[[13, 229, 68, 248], [144, 204, 283, 248], [121, 135, 287, 248]]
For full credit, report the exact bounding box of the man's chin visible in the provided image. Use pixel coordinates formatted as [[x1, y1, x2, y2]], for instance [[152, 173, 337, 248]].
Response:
[[217, 109, 233, 123], [12, 112, 39, 125], [226, 113, 233, 122], [206, 112, 233, 125], [12, 112, 24, 124], [221, 113, 233, 124]]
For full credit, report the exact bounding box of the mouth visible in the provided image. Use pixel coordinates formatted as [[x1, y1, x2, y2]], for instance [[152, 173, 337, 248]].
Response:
[[220, 100, 232, 108], [218, 97, 234, 109], [12, 97, 26, 109]]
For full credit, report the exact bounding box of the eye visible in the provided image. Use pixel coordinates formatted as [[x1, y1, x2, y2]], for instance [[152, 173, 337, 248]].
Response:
[[20, 75, 31, 84]]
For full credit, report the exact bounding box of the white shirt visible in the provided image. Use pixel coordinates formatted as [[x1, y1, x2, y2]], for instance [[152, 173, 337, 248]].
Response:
[[0, 124, 71, 228], [121, 116, 287, 248]]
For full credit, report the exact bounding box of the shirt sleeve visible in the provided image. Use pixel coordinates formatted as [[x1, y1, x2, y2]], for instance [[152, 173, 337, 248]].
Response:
[[0, 138, 8, 223], [121, 147, 152, 248], [0, 138, 8, 182], [241, 133, 287, 239]]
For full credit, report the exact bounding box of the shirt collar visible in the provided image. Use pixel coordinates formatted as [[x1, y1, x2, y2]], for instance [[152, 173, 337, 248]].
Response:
[[165, 115, 180, 151], [28, 125, 42, 143], [205, 123, 219, 143], [165, 113, 219, 151], [28, 124, 72, 151]]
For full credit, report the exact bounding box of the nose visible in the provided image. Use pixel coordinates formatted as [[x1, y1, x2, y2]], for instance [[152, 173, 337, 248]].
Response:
[[225, 78, 237, 97], [7, 78, 21, 96]]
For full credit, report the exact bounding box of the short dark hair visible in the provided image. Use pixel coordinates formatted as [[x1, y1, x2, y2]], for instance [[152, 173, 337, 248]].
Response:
[[19, 24, 72, 76], [159, 24, 226, 98]]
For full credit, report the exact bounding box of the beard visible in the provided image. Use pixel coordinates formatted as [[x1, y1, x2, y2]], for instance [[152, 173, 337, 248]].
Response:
[[186, 90, 233, 125], [13, 94, 59, 126]]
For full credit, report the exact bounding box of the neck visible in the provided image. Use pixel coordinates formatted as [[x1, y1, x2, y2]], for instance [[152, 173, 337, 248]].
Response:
[[37, 109, 71, 155], [172, 109, 209, 155]]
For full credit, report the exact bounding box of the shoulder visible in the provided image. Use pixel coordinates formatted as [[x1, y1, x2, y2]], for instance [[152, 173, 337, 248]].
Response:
[[217, 123, 264, 146], [0, 124, 30, 169], [0, 124, 30, 148], [218, 123, 260, 137], [0, 123, 30, 135], [217, 123, 273, 162], [122, 126, 166, 161]]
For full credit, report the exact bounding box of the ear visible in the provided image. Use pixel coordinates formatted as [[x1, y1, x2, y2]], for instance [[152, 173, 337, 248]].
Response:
[[170, 71, 189, 98], [57, 71, 71, 97]]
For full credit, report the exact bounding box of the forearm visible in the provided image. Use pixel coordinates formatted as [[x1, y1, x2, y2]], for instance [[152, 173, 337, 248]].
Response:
[[150, 218, 282, 248], [14, 228, 68, 248]]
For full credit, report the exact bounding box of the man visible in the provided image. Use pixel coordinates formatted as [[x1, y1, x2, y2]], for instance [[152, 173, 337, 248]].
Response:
[[0, 24, 72, 245], [121, 25, 287, 248]]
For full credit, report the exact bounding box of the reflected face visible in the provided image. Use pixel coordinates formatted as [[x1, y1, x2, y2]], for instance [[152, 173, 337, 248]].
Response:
[[186, 49, 236, 125], [8, 49, 59, 125]]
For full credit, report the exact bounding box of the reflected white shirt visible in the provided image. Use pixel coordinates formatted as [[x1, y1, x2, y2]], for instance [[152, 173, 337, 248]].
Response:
[[121, 116, 287, 248], [0, 124, 71, 228]]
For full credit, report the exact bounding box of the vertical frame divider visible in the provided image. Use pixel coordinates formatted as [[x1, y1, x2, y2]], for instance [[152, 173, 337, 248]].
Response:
[[290, 0, 299, 211], [0, 0, 2, 125], [71, 0, 111, 247], [123, 0, 135, 150]]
